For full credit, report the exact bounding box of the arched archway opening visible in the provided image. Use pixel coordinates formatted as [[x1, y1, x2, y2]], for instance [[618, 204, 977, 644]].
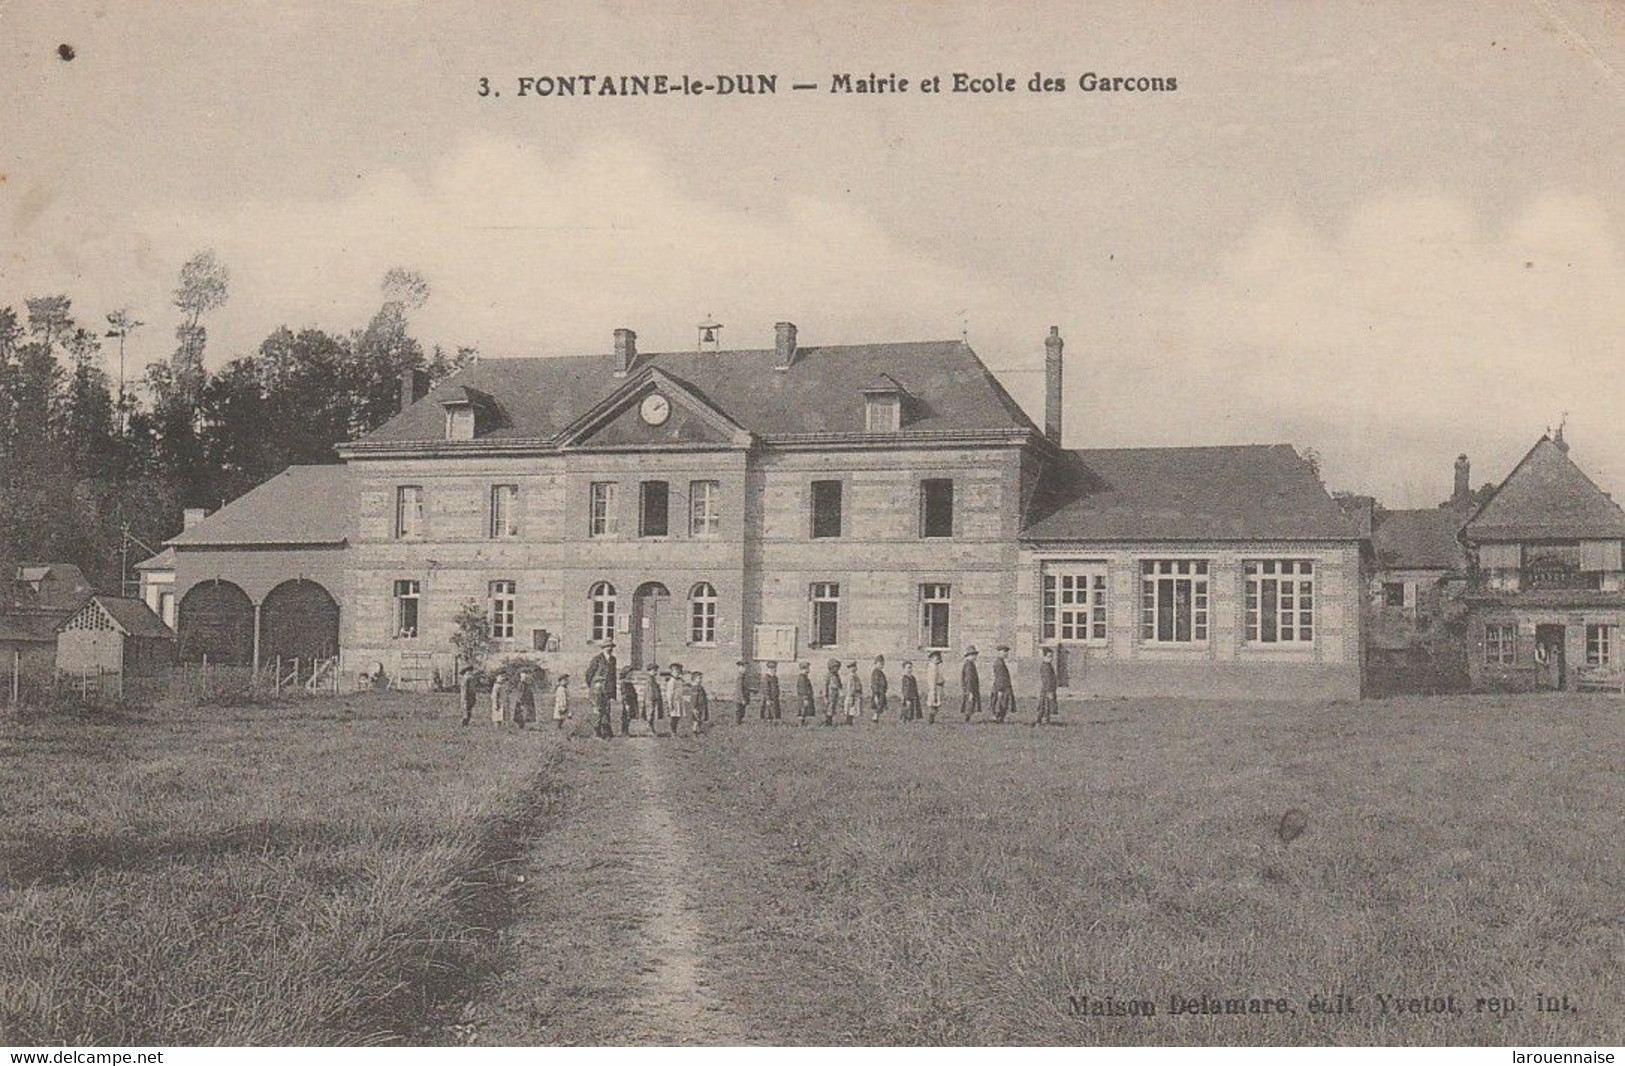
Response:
[[177, 580, 255, 665], [261, 579, 340, 663]]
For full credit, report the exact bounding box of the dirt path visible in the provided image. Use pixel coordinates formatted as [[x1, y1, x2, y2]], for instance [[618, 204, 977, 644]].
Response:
[[616, 740, 748, 1045]]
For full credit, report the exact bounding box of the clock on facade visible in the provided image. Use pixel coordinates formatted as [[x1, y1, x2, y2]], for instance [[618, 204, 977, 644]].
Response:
[[639, 393, 671, 426]]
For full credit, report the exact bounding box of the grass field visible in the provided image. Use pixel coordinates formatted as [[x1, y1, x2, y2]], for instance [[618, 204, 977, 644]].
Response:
[[0, 694, 560, 1045], [2, 691, 1621, 1045]]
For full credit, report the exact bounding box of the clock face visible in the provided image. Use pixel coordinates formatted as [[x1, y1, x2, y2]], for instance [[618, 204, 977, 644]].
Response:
[[640, 393, 671, 426]]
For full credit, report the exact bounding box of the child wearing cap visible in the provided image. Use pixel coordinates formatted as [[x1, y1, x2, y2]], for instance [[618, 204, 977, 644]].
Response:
[[796, 661, 815, 724], [691, 671, 710, 733], [552, 674, 571, 731], [760, 661, 782, 721], [925, 650, 944, 724], [989, 645, 1014, 723], [734, 659, 751, 724], [869, 655, 889, 723], [960, 646, 982, 722], [842, 661, 863, 726], [822, 658, 843, 727], [899, 660, 921, 722]]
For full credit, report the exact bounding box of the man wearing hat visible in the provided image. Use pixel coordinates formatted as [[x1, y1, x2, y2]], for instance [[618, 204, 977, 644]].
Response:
[[760, 660, 782, 721], [960, 645, 982, 722], [1034, 646, 1059, 727], [989, 645, 1015, 723], [585, 640, 618, 739]]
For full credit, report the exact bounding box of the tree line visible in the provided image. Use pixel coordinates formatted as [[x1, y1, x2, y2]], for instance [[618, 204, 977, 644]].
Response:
[[0, 252, 473, 599]]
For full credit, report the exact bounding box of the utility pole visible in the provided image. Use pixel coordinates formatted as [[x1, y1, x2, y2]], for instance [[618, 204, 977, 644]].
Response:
[[105, 310, 144, 436]]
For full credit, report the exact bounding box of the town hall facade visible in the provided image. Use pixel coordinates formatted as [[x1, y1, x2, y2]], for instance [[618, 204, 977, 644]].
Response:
[[157, 322, 1367, 700]]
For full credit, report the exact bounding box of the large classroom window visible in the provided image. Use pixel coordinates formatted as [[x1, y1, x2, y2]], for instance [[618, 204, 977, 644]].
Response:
[[589, 482, 616, 537], [1042, 568, 1108, 644], [1244, 560, 1315, 644], [1140, 560, 1209, 644], [589, 582, 617, 644], [920, 583, 952, 650], [810, 582, 841, 647], [392, 579, 420, 639], [689, 583, 718, 645], [689, 480, 721, 537]]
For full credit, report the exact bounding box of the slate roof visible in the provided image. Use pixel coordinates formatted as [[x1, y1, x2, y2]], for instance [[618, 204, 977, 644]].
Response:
[[134, 547, 175, 572], [1021, 444, 1361, 542], [0, 613, 64, 643], [83, 596, 175, 638], [351, 341, 1036, 446], [1371, 509, 1467, 571], [1464, 436, 1625, 542], [11, 562, 92, 613], [168, 465, 349, 547]]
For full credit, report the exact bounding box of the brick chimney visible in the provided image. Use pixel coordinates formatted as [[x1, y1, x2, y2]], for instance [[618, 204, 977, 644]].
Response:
[[1044, 326, 1064, 444], [398, 368, 430, 413], [613, 328, 637, 376], [182, 507, 209, 530], [1453, 454, 1471, 505], [774, 321, 798, 371]]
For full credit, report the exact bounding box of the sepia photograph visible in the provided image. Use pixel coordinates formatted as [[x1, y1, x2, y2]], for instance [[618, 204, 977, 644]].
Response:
[[1, 0, 1622, 1054]]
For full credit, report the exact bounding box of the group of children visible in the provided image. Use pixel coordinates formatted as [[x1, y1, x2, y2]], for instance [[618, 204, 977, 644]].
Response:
[[460, 642, 1063, 734]]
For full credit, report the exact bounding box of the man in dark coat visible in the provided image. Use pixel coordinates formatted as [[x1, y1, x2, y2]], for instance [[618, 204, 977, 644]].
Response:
[[869, 655, 890, 723], [989, 645, 1014, 723], [796, 661, 816, 725], [960, 645, 982, 722], [1033, 646, 1059, 727], [898, 660, 921, 722], [619, 665, 639, 736], [585, 640, 618, 738], [734, 659, 752, 724], [760, 660, 782, 720]]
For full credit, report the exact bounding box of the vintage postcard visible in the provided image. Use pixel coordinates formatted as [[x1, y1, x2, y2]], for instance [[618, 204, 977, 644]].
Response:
[[1, 0, 1621, 1055]]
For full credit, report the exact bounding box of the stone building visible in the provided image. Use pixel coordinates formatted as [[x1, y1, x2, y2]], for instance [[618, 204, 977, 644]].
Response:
[[160, 322, 1366, 700], [1461, 432, 1625, 692]]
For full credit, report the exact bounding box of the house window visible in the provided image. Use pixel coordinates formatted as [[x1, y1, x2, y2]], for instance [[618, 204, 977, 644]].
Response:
[[865, 396, 901, 432], [445, 406, 475, 441], [1141, 560, 1209, 644], [589, 482, 616, 537], [920, 583, 952, 650], [1245, 560, 1315, 644], [810, 582, 840, 647], [811, 480, 843, 539], [589, 582, 617, 644], [489, 580, 516, 640], [689, 582, 718, 645], [490, 484, 519, 538], [640, 481, 669, 537], [689, 480, 721, 537], [1042, 568, 1107, 644], [920, 478, 954, 538], [393, 579, 420, 639], [1382, 582, 1407, 608], [1484, 623, 1516, 665], [395, 486, 424, 539], [1587, 624, 1614, 666]]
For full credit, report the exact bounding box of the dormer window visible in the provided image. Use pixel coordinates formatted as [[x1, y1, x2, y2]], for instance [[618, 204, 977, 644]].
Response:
[[861, 375, 910, 433], [439, 386, 498, 441]]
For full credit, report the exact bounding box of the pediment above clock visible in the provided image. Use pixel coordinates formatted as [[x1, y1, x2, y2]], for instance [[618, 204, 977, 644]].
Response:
[[559, 369, 752, 450]]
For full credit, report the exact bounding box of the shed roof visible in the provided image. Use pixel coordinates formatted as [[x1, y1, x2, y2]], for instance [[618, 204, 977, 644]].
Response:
[[168, 465, 349, 547], [60, 596, 174, 639], [1021, 444, 1361, 542]]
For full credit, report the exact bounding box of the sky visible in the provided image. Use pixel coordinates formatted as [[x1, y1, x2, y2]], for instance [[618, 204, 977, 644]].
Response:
[[2, 0, 1622, 507]]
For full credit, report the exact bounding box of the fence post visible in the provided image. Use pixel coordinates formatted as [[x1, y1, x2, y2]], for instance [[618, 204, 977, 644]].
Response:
[[10, 650, 18, 707]]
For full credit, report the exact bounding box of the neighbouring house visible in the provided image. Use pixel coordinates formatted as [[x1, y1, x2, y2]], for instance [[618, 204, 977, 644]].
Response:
[[1362, 455, 1475, 694], [1461, 431, 1625, 693], [162, 322, 1366, 700], [0, 613, 63, 691], [11, 562, 93, 614], [135, 547, 178, 630], [0, 562, 96, 694], [55, 595, 176, 687]]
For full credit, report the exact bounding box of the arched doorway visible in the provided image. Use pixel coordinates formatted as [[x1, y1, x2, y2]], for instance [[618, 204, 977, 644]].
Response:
[[630, 582, 672, 669], [177, 580, 255, 665], [261, 579, 340, 663]]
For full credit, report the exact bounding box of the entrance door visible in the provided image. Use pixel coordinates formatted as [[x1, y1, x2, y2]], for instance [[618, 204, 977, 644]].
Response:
[[1535, 624, 1567, 690], [631, 582, 671, 669]]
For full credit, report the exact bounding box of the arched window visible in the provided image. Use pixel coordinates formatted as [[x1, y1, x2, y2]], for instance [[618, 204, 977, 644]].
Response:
[[589, 581, 617, 644], [689, 582, 717, 645]]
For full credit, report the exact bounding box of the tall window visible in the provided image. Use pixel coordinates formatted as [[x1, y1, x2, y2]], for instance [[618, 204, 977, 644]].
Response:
[[920, 583, 952, 650], [589, 482, 616, 537], [810, 582, 840, 647], [1245, 560, 1315, 644], [640, 481, 670, 537], [1382, 582, 1407, 608], [811, 480, 843, 539], [393, 579, 420, 638], [158, 590, 176, 628], [920, 478, 955, 538], [1587, 624, 1614, 666], [1485, 623, 1516, 665], [489, 580, 516, 640], [1141, 560, 1209, 644], [490, 484, 519, 538], [589, 582, 617, 644], [395, 486, 424, 539], [1042, 568, 1107, 644], [689, 480, 721, 537], [689, 582, 718, 645]]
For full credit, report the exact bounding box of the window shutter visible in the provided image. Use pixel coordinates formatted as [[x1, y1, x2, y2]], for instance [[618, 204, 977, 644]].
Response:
[[1580, 539, 1624, 571]]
